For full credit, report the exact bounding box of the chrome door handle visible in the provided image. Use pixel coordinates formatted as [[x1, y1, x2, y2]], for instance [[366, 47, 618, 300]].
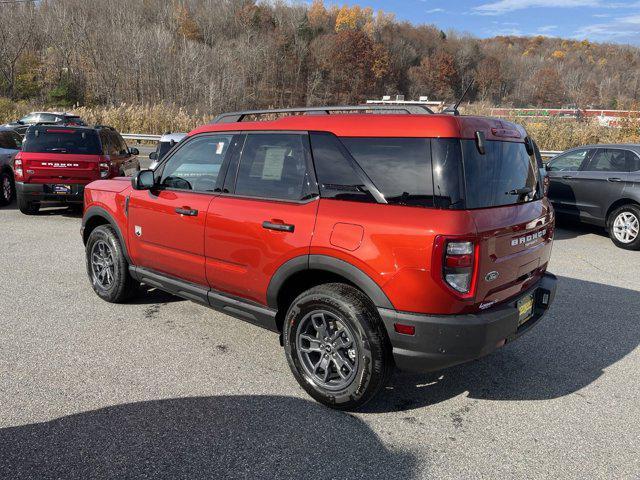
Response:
[[607, 177, 623, 182], [262, 221, 295, 233], [175, 207, 198, 216], [562, 175, 574, 180]]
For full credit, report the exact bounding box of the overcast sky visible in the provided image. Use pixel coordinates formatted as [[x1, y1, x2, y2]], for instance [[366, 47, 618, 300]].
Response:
[[319, 0, 640, 45]]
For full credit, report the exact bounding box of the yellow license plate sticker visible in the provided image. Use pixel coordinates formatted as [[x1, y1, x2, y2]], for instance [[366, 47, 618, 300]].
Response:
[[517, 295, 534, 326]]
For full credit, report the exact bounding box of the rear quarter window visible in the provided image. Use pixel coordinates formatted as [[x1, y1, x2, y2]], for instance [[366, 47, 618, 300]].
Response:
[[340, 137, 434, 207]]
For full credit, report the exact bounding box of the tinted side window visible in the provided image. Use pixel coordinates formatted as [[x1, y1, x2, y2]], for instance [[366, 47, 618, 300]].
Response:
[[586, 149, 629, 172], [161, 134, 233, 192], [99, 130, 113, 156], [113, 132, 128, 155], [548, 149, 589, 172], [310, 133, 374, 203], [341, 137, 434, 207], [235, 134, 311, 201], [628, 151, 640, 172], [431, 139, 465, 209], [0, 132, 18, 150]]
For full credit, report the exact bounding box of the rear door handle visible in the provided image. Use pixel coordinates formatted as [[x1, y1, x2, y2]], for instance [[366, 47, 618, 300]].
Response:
[[262, 221, 295, 233], [607, 177, 623, 183], [562, 175, 574, 180], [175, 207, 198, 216]]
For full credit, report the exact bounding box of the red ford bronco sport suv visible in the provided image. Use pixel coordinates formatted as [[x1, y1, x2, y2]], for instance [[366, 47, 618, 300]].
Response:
[[81, 106, 557, 410], [15, 124, 139, 214]]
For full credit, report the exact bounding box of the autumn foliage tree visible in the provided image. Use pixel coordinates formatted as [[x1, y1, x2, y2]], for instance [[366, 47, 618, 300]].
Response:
[[0, 0, 638, 111]]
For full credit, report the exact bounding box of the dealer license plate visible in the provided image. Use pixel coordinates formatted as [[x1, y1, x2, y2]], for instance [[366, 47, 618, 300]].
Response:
[[52, 184, 71, 195], [517, 293, 535, 327]]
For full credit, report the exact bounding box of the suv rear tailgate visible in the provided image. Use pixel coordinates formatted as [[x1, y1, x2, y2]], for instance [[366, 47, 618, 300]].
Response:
[[473, 200, 554, 307], [21, 152, 103, 184]]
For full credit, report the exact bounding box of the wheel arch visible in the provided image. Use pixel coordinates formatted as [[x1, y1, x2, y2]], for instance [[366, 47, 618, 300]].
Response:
[[267, 255, 394, 332], [83, 206, 131, 263], [606, 198, 640, 225]]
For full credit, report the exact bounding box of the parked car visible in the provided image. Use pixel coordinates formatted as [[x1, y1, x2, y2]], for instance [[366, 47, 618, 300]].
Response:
[[81, 106, 557, 410], [148, 132, 186, 169], [15, 125, 140, 214], [546, 144, 640, 250], [0, 127, 22, 206], [4, 111, 86, 136]]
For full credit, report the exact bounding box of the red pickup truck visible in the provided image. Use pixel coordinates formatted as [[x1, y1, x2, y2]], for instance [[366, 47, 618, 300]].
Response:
[[81, 107, 557, 410]]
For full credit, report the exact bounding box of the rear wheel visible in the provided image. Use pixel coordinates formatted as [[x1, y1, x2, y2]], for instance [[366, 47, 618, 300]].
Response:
[[608, 204, 640, 250], [283, 283, 393, 410], [0, 172, 14, 206], [86, 225, 139, 302], [17, 193, 39, 215]]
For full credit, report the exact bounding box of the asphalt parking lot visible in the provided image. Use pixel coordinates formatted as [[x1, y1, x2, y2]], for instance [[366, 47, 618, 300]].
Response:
[[0, 204, 638, 479]]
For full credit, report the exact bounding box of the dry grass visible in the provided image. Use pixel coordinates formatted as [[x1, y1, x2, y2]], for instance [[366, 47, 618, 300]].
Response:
[[463, 103, 640, 151], [2, 99, 639, 151], [0, 100, 211, 135]]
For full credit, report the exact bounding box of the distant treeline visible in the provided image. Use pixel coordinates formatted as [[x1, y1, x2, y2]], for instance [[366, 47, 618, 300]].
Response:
[[0, 0, 639, 113]]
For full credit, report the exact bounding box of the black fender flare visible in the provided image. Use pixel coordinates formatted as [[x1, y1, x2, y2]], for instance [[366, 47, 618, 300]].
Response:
[[82, 206, 131, 264], [266, 254, 394, 310]]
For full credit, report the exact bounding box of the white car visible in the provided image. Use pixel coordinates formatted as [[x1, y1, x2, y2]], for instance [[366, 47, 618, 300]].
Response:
[[148, 132, 186, 169]]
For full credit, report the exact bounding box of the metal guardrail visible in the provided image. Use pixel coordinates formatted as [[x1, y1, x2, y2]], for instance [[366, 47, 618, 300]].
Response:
[[122, 133, 562, 160], [122, 133, 161, 142]]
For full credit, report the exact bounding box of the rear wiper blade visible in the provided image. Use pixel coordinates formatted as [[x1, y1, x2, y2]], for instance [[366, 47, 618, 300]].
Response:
[[507, 187, 533, 196]]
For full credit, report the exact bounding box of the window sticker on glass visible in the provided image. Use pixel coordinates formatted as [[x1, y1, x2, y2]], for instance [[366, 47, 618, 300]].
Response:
[[262, 147, 287, 180], [216, 142, 225, 155]]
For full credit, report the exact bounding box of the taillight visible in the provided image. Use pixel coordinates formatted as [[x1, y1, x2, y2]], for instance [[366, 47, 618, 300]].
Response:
[[14, 156, 23, 181], [432, 237, 479, 299], [99, 162, 110, 178]]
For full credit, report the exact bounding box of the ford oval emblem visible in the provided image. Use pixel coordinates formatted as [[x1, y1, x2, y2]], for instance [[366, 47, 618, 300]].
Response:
[[485, 271, 500, 282]]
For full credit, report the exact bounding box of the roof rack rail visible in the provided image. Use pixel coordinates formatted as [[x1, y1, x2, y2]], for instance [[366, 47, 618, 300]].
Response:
[[211, 105, 433, 124], [34, 121, 65, 126]]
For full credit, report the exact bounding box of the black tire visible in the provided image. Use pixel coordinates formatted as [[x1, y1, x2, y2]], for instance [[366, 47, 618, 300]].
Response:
[[284, 283, 393, 411], [0, 171, 15, 206], [607, 204, 640, 251], [86, 224, 139, 303], [17, 194, 40, 215]]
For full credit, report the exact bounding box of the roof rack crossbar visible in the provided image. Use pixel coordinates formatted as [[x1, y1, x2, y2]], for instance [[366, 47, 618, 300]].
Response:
[[211, 105, 433, 124]]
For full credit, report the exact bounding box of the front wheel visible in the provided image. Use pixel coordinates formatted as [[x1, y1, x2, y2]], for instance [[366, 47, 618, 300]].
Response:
[[283, 283, 393, 410], [86, 225, 139, 302], [608, 205, 640, 250]]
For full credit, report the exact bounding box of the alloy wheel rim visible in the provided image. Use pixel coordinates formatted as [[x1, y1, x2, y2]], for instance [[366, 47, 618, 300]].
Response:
[[2, 177, 11, 201], [295, 310, 359, 391], [613, 212, 639, 244], [91, 240, 115, 288]]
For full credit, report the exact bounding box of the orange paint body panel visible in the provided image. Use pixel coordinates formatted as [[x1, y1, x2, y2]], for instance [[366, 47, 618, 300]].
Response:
[[205, 196, 319, 305]]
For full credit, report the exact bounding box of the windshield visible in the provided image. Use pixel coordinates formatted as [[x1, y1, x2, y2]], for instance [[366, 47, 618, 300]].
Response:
[[23, 128, 101, 155]]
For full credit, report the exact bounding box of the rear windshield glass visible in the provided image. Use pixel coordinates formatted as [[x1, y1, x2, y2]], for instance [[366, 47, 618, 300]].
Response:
[[23, 128, 101, 155], [340, 137, 434, 207], [461, 140, 539, 209]]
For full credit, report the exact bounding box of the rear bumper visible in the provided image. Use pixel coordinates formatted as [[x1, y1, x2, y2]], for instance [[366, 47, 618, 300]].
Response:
[[379, 272, 558, 373], [16, 182, 84, 204]]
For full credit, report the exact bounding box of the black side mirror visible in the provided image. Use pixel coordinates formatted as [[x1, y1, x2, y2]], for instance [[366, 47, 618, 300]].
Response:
[[545, 163, 552, 172], [148, 151, 157, 160], [475, 131, 486, 155], [132, 169, 156, 190], [129, 147, 139, 156]]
